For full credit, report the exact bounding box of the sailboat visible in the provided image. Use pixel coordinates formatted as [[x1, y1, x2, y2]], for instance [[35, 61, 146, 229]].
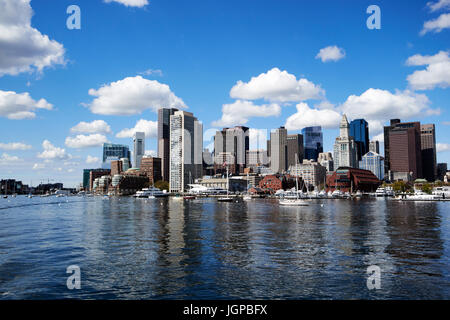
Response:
[[279, 154, 309, 206], [218, 165, 233, 202], [243, 172, 252, 201]]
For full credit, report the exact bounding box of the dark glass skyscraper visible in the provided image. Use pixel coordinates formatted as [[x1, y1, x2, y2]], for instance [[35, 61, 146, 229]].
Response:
[[302, 126, 323, 162], [102, 143, 130, 168], [349, 119, 369, 162]]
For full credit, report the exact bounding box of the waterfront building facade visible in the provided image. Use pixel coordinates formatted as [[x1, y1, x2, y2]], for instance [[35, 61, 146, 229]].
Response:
[[437, 163, 448, 181], [140, 156, 162, 184], [158, 108, 178, 182], [289, 159, 327, 189], [169, 111, 203, 193], [384, 119, 422, 181], [326, 167, 381, 193]]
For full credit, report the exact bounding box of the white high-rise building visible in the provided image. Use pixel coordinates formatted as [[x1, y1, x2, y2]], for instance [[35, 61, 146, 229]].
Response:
[[333, 115, 357, 169], [133, 132, 145, 169], [169, 111, 203, 193]]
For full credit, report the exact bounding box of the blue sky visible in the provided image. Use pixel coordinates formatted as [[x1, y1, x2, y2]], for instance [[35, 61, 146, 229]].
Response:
[[0, 0, 449, 187]]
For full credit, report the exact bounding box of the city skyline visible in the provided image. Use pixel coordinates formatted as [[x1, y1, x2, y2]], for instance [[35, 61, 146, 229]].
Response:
[[1, 0, 450, 187]]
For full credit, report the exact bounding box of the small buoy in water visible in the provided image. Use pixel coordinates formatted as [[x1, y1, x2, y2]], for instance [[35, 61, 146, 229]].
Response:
[[320, 204, 324, 207]]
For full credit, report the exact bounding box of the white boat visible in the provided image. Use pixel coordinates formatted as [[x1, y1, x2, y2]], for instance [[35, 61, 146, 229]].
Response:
[[331, 189, 342, 198], [243, 195, 252, 201], [217, 165, 233, 202], [279, 154, 308, 206], [396, 189, 440, 201], [432, 186, 450, 199], [354, 190, 363, 198], [134, 187, 168, 198]]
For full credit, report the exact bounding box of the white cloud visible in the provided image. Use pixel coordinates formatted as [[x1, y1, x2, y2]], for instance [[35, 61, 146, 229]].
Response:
[[0, 153, 21, 164], [212, 100, 281, 127], [37, 140, 70, 160], [86, 155, 100, 164], [285, 102, 341, 131], [139, 69, 163, 76], [315, 45, 346, 63], [0, 142, 32, 150], [406, 51, 450, 90], [32, 163, 45, 170], [116, 119, 157, 138], [0, 0, 65, 76], [427, 0, 450, 12], [420, 13, 450, 35], [86, 76, 186, 115], [373, 133, 385, 143], [229, 68, 324, 102], [0, 90, 53, 119], [65, 134, 108, 149], [70, 120, 112, 134], [339, 88, 438, 135], [437, 143, 450, 152], [103, 0, 149, 7]]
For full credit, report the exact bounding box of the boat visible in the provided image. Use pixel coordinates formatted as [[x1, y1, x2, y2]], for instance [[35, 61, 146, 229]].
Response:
[[243, 194, 252, 201], [134, 187, 168, 198], [217, 165, 233, 202], [432, 186, 450, 199], [396, 189, 441, 201], [354, 190, 363, 198], [331, 189, 342, 198], [183, 195, 196, 200], [279, 154, 309, 206]]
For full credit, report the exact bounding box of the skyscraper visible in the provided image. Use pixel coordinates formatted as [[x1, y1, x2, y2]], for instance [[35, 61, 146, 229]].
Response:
[[214, 126, 249, 174], [270, 127, 287, 174], [158, 108, 178, 181], [333, 115, 357, 169], [384, 119, 422, 180], [102, 143, 130, 169], [420, 124, 437, 182], [287, 134, 304, 168], [349, 119, 369, 162], [369, 140, 380, 154], [133, 131, 145, 169], [169, 111, 203, 193], [302, 126, 323, 161]]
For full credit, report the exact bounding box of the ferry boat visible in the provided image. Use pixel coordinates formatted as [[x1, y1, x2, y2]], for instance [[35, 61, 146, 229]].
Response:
[[396, 189, 440, 201], [432, 186, 450, 199], [134, 187, 168, 198]]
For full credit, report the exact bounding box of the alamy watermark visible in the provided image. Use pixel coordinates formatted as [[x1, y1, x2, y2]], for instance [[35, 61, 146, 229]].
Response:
[[366, 5, 381, 30], [366, 265, 381, 290], [66, 265, 81, 290], [66, 5, 81, 30]]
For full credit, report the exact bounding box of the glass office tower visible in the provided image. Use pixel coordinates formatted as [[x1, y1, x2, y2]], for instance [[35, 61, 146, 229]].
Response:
[[349, 119, 369, 162], [302, 126, 323, 162]]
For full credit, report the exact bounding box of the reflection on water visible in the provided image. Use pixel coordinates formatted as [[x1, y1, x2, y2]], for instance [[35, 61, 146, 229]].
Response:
[[0, 196, 449, 299]]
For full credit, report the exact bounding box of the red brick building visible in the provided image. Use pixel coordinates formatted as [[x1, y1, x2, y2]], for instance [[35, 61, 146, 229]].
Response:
[[259, 175, 282, 192], [140, 157, 162, 184], [326, 167, 381, 193]]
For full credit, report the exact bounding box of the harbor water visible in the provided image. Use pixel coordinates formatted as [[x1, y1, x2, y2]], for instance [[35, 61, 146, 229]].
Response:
[[0, 196, 449, 299]]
